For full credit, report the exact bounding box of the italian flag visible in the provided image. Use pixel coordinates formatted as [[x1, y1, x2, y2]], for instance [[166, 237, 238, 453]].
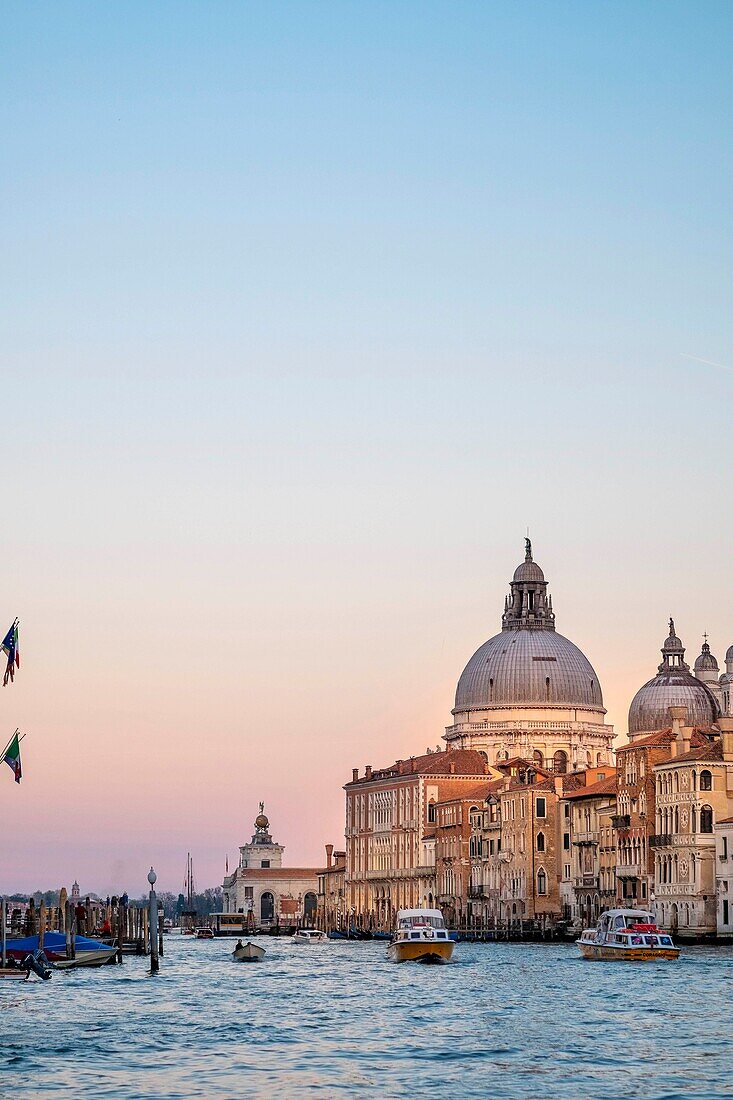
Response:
[[3, 731, 22, 784]]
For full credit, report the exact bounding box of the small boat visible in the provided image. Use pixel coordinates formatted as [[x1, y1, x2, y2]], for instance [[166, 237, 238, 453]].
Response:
[[232, 941, 265, 962], [292, 929, 328, 944], [195, 927, 215, 940], [577, 908, 680, 961], [388, 908, 454, 964], [3, 933, 116, 969]]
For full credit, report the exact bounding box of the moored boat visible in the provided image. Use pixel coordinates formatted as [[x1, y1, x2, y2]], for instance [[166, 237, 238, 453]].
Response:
[[387, 908, 454, 964], [3, 932, 116, 969], [292, 929, 327, 944], [196, 927, 215, 940], [577, 908, 680, 961], [232, 940, 265, 961]]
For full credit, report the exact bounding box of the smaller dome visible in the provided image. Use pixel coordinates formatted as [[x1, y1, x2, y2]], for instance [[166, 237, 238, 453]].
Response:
[[694, 641, 718, 673], [727, 644, 733, 662], [664, 619, 684, 653]]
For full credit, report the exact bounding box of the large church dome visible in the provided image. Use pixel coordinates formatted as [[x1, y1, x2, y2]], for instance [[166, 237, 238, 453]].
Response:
[[453, 540, 604, 716], [455, 629, 603, 712], [628, 620, 720, 736]]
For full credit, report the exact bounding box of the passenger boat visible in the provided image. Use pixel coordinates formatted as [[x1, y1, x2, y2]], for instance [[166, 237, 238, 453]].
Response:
[[3, 932, 116, 969], [387, 908, 454, 964], [195, 927, 215, 940], [577, 909, 680, 961], [232, 941, 266, 962], [292, 929, 328, 944]]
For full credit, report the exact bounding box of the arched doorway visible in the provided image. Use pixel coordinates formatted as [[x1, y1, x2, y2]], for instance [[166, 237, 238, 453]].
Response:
[[304, 891, 317, 926], [260, 891, 274, 923], [670, 903, 679, 933]]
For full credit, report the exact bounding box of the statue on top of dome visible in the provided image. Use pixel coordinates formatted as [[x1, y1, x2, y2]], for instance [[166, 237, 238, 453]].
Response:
[[525, 536, 532, 560]]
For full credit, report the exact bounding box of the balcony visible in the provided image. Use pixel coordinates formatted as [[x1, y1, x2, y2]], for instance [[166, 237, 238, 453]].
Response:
[[616, 863, 641, 879], [573, 875, 599, 889], [649, 834, 671, 849], [572, 832, 598, 846], [611, 814, 631, 830]]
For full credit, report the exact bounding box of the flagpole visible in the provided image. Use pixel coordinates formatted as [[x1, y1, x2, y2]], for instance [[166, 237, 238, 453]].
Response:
[[0, 729, 20, 761]]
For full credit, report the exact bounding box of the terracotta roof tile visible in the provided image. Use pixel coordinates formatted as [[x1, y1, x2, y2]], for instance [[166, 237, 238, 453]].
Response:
[[658, 741, 724, 765], [564, 775, 617, 800], [345, 748, 488, 785], [616, 728, 710, 752]]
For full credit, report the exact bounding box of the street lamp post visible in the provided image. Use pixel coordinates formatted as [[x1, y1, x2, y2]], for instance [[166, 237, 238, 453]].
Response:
[[148, 868, 159, 974]]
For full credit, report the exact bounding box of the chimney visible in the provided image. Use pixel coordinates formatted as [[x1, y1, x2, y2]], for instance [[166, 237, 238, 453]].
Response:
[[669, 705, 687, 757], [325, 843, 333, 869], [449, 762, 456, 774], [352, 768, 359, 783], [681, 726, 692, 755], [719, 717, 733, 761], [397, 760, 404, 775], [554, 776, 563, 796], [365, 765, 372, 781]]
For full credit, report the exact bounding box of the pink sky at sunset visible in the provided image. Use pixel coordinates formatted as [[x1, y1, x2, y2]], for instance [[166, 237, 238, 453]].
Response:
[[2, 5, 731, 898]]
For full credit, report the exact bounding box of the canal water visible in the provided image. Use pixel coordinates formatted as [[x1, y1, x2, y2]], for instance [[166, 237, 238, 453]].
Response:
[[1, 936, 732, 1098]]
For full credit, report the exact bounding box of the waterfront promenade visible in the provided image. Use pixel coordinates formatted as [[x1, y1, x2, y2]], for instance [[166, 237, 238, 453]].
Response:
[[2, 935, 730, 1098]]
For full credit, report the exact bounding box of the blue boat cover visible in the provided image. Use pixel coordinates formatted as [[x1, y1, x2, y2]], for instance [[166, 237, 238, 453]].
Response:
[[4, 932, 110, 953]]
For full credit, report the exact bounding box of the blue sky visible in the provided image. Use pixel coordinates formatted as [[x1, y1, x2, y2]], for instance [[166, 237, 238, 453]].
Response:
[[1, 2, 731, 891]]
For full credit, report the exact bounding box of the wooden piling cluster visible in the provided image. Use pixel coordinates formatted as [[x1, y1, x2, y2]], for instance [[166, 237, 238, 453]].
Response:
[[4, 895, 164, 960]]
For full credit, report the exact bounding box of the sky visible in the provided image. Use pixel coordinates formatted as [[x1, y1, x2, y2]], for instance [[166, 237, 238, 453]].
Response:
[[1, 1, 731, 896]]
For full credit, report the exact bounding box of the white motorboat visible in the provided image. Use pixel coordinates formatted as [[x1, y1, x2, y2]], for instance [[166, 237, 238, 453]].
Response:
[[292, 929, 327, 944]]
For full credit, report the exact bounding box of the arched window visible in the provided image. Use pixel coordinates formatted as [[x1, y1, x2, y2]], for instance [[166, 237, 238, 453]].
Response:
[[700, 770, 712, 792], [536, 831, 545, 852], [427, 801, 436, 823], [553, 750, 568, 775], [537, 868, 547, 896], [700, 806, 713, 834], [533, 750, 544, 768]]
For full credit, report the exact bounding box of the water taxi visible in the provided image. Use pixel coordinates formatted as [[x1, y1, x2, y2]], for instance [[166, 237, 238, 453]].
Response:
[[387, 908, 454, 964], [292, 929, 327, 944], [577, 908, 679, 961], [195, 927, 215, 940]]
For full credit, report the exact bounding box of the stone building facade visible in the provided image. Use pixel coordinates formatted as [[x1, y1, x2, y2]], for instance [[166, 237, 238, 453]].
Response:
[[343, 748, 491, 927], [564, 773, 617, 926], [651, 716, 733, 938]]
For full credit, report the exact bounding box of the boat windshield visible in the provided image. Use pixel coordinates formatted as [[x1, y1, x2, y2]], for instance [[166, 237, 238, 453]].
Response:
[[397, 914, 445, 930]]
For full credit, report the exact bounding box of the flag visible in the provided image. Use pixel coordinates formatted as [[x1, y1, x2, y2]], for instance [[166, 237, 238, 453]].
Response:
[[2, 730, 22, 783], [2, 618, 19, 686]]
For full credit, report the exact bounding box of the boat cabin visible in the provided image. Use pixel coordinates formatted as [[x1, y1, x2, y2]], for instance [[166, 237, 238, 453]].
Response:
[[393, 908, 450, 942], [590, 909, 674, 949]]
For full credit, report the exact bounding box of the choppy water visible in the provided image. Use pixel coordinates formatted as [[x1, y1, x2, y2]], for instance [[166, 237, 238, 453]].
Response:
[[2, 935, 733, 1098]]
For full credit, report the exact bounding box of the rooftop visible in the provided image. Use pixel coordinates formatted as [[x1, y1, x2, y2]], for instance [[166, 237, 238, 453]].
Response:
[[346, 748, 489, 786]]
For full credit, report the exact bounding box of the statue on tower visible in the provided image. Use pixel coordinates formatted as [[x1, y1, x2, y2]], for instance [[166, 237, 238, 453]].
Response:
[[525, 536, 532, 560]]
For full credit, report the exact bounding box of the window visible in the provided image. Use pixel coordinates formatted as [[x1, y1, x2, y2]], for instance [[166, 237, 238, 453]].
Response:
[[563, 832, 570, 850], [536, 797, 546, 819], [723, 836, 728, 860], [428, 801, 436, 823], [700, 806, 714, 834], [537, 869, 547, 895], [700, 770, 712, 792], [261, 860, 270, 868], [724, 900, 730, 926], [536, 831, 545, 852]]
